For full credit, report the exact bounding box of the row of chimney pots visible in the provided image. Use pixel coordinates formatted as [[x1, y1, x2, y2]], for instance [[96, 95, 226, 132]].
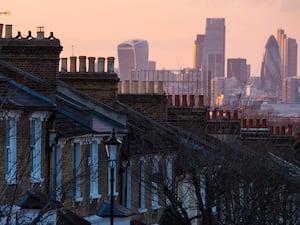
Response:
[[60, 56, 115, 74]]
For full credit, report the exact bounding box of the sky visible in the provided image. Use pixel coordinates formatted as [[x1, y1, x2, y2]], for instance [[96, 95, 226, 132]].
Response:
[[1, 0, 300, 76]]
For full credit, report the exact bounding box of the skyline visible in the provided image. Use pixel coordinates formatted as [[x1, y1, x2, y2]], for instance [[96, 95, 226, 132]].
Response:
[[1, 0, 299, 75]]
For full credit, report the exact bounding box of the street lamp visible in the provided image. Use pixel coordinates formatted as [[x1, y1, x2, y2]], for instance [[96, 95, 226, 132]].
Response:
[[104, 129, 122, 225]]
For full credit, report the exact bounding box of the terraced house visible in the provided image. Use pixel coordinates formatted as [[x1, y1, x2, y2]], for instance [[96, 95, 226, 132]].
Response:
[[0, 24, 299, 225]]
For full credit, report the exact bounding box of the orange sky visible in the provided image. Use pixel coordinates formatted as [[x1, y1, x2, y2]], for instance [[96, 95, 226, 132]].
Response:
[[1, 0, 299, 75]]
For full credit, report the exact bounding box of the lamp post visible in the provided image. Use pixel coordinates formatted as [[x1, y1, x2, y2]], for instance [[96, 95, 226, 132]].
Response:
[[104, 129, 122, 225]]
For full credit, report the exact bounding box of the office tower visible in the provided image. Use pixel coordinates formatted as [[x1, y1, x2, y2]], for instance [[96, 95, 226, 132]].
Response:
[[148, 60, 156, 70], [286, 38, 298, 76], [260, 35, 282, 97], [117, 39, 149, 81], [227, 58, 248, 85], [193, 34, 205, 68], [284, 76, 300, 103], [202, 18, 226, 78], [277, 29, 298, 78]]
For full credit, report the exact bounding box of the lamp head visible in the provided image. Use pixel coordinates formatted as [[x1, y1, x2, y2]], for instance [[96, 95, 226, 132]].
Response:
[[104, 129, 122, 162]]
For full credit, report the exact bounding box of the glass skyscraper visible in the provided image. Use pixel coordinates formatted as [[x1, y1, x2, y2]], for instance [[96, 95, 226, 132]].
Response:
[[117, 39, 149, 81], [261, 35, 282, 98], [203, 18, 225, 78]]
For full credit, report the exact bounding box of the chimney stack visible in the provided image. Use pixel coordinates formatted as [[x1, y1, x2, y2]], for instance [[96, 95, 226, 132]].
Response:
[[70, 56, 77, 72], [61, 58, 68, 72], [36, 26, 44, 39], [0, 24, 3, 38], [97, 57, 105, 72], [79, 56, 86, 72], [5, 24, 12, 38], [88, 57, 96, 72], [107, 57, 114, 73]]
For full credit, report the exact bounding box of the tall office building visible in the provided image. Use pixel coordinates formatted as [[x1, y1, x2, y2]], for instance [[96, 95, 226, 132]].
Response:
[[193, 34, 205, 68], [117, 39, 149, 81], [277, 29, 298, 78], [227, 58, 248, 85], [261, 35, 282, 97], [193, 18, 225, 78], [202, 18, 226, 78]]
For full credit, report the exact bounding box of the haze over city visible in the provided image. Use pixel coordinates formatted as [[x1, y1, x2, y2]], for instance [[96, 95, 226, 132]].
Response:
[[1, 0, 299, 75]]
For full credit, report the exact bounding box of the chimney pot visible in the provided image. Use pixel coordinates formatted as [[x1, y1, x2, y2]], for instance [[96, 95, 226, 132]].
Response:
[[97, 57, 105, 72], [0, 24, 3, 38], [70, 56, 77, 72], [182, 95, 187, 106], [226, 111, 231, 120], [189, 95, 195, 106], [175, 95, 180, 106], [5, 24, 12, 38], [198, 95, 204, 106], [61, 58, 68, 72], [107, 57, 115, 73], [79, 56, 87, 72], [167, 95, 173, 106], [36, 26, 44, 39], [88, 57, 96, 72]]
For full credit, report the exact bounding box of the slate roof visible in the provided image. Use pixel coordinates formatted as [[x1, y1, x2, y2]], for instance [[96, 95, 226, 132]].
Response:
[[0, 75, 55, 110], [56, 109, 95, 138], [97, 200, 134, 217]]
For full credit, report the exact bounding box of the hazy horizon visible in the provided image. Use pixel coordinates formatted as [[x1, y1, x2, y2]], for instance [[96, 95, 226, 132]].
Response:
[[1, 0, 299, 76]]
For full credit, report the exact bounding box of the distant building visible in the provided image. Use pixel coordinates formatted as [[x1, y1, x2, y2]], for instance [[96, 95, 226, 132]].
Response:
[[283, 76, 300, 103], [227, 58, 248, 85], [148, 60, 156, 70], [260, 35, 282, 99], [277, 29, 298, 78], [193, 34, 205, 68], [117, 39, 149, 81], [193, 18, 225, 78], [202, 18, 226, 78]]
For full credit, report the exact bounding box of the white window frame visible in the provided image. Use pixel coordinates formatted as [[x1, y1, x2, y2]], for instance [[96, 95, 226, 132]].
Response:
[[166, 156, 174, 205], [6, 117, 17, 184], [72, 142, 82, 202], [53, 144, 62, 201], [89, 140, 101, 200], [125, 161, 132, 209], [30, 117, 42, 183], [152, 156, 160, 210], [138, 158, 147, 213], [29, 111, 49, 184]]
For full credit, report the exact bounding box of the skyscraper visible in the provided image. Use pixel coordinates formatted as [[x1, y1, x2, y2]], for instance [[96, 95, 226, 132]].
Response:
[[193, 34, 205, 68], [227, 58, 248, 85], [276, 29, 298, 78], [261, 35, 282, 98], [202, 18, 226, 78], [117, 39, 149, 81]]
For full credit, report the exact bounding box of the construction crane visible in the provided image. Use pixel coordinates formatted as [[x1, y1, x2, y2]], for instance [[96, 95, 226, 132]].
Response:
[[0, 11, 10, 16]]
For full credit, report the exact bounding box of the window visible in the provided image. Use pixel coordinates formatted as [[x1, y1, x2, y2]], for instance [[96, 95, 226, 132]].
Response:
[[166, 157, 173, 205], [138, 158, 147, 213], [30, 117, 43, 183], [72, 142, 82, 202], [6, 118, 17, 184], [90, 141, 100, 200], [152, 157, 160, 210], [53, 145, 62, 201], [125, 163, 132, 209]]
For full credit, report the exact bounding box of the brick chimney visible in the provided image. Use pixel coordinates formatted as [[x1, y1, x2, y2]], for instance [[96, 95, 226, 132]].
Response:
[[0, 27, 62, 100]]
